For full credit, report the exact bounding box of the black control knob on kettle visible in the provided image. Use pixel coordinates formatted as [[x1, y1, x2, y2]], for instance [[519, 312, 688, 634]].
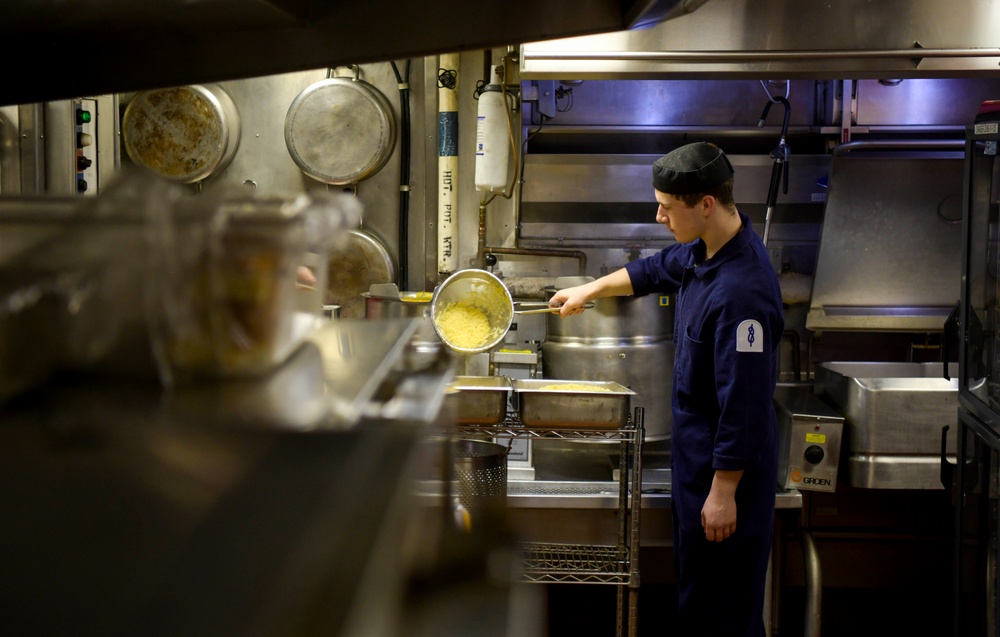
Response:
[[804, 445, 825, 465]]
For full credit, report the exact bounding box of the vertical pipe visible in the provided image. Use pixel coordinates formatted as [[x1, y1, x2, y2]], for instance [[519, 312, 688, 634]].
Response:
[[764, 550, 773, 637], [801, 530, 822, 637], [391, 60, 411, 289], [43, 100, 76, 195], [616, 587, 625, 637], [16, 104, 45, 194], [771, 516, 785, 637], [627, 407, 644, 637], [475, 202, 487, 269], [437, 53, 460, 279], [840, 79, 854, 144]]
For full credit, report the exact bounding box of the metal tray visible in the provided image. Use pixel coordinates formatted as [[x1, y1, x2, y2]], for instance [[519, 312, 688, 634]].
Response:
[[513, 379, 635, 429], [814, 361, 958, 455], [444, 375, 512, 425], [813, 361, 958, 490]]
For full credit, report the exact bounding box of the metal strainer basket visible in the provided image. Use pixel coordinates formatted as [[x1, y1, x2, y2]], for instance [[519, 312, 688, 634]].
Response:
[[452, 438, 508, 522], [431, 269, 513, 354]]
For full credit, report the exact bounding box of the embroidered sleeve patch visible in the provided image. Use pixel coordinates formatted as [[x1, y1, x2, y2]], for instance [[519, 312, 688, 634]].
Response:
[[736, 319, 764, 352]]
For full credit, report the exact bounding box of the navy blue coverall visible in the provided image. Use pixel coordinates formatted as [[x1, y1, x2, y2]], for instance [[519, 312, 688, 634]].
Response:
[[624, 212, 784, 637]]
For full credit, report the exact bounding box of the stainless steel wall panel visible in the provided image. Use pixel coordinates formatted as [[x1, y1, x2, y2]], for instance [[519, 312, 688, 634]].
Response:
[[0, 106, 20, 195], [855, 79, 1000, 127], [522, 79, 816, 128], [92, 94, 121, 192], [517, 154, 829, 256], [114, 63, 430, 290], [205, 71, 327, 197], [42, 101, 77, 196], [522, 154, 655, 203], [521, 153, 831, 204]]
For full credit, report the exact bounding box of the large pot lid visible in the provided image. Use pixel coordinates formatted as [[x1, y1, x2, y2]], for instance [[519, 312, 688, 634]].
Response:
[[122, 83, 240, 184], [284, 67, 396, 186], [325, 228, 396, 320]]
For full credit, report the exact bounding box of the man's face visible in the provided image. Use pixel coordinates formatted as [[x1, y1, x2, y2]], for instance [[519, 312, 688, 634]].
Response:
[[654, 190, 707, 244]]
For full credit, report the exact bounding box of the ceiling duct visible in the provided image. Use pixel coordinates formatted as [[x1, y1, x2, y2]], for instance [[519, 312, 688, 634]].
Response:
[[521, 0, 1000, 80]]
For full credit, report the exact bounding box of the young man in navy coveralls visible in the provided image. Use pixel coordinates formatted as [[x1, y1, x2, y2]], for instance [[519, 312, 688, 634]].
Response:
[[549, 142, 784, 637]]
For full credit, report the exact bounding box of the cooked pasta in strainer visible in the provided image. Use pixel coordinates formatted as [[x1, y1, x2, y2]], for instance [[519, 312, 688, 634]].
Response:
[[431, 268, 513, 353], [435, 302, 494, 350]]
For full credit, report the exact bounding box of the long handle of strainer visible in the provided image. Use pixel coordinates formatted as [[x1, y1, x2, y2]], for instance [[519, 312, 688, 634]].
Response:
[[514, 301, 595, 315]]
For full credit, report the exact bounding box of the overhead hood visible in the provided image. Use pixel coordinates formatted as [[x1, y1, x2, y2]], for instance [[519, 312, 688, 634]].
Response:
[[0, 0, 695, 107], [521, 0, 1000, 79], [806, 150, 964, 333]]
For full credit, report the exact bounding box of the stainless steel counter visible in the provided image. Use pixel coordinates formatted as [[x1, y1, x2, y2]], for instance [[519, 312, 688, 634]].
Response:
[[493, 440, 809, 637], [507, 482, 803, 509], [503, 439, 803, 510]]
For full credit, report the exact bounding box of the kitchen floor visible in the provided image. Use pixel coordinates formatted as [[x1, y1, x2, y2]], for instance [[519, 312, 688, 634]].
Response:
[[544, 582, 951, 636]]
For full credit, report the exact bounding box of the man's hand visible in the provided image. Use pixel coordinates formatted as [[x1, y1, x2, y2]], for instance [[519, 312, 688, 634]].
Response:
[[701, 469, 743, 542], [548, 285, 591, 317], [548, 268, 635, 317]]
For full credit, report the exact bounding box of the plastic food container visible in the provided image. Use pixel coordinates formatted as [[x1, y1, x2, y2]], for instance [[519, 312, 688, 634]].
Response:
[[148, 198, 313, 382], [0, 171, 361, 389], [0, 270, 64, 404], [513, 378, 636, 429], [145, 185, 361, 384]]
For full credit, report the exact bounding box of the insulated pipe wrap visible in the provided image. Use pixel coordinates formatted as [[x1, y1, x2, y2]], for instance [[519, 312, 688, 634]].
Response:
[[437, 53, 460, 277]]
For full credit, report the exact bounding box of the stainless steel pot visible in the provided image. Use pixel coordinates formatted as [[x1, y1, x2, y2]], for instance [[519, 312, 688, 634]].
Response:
[[544, 276, 673, 342], [324, 228, 395, 320], [541, 340, 674, 441], [284, 66, 396, 186], [122, 83, 241, 184], [542, 276, 674, 441]]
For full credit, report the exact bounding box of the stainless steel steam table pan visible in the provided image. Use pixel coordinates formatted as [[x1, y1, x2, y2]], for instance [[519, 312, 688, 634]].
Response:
[[444, 375, 513, 425], [513, 379, 636, 429]]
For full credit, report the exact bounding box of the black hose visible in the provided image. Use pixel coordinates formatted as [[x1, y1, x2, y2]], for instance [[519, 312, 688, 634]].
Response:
[[390, 60, 411, 289], [759, 95, 792, 245], [482, 50, 492, 86]]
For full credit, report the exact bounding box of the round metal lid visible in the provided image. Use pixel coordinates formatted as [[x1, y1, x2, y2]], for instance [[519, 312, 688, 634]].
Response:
[[284, 76, 396, 185], [122, 84, 239, 183], [325, 228, 396, 320]]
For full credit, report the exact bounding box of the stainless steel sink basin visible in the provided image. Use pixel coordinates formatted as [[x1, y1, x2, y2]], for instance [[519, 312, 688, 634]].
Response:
[[813, 361, 958, 490]]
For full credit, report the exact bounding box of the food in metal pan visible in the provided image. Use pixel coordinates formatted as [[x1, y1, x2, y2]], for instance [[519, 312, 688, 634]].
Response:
[[541, 383, 613, 392]]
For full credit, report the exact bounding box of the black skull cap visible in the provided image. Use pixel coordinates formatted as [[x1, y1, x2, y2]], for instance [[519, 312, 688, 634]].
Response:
[[652, 142, 735, 195]]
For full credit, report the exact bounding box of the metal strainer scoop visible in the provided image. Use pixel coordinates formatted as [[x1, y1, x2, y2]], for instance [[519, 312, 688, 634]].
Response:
[[431, 269, 513, 354], [431, 269, 593, 354]]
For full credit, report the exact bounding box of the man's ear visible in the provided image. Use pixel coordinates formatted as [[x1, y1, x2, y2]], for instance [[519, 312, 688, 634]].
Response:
[[700, 194, 715, 216]]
